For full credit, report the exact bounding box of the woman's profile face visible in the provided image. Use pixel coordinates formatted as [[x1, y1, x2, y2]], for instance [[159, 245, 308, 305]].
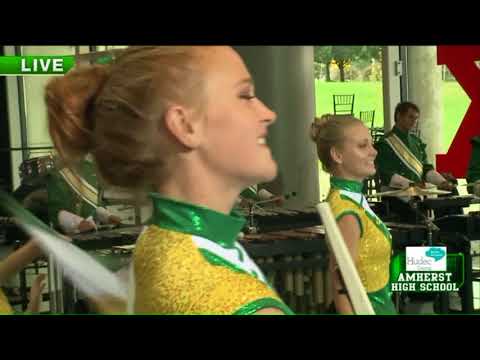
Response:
[[197, 47, 278, 188], [334, 122, 377, 181]]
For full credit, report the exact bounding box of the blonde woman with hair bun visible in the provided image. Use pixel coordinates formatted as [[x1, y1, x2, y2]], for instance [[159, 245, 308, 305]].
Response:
[[45, 46, 293, 315], [311, 114, 396, 315]]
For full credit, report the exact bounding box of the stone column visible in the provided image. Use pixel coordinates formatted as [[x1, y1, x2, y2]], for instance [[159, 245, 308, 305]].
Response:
[[407, 46, 444, 161], [235, 46, 319, 208]]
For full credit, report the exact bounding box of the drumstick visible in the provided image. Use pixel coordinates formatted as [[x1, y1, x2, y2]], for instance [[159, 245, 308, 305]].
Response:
[[316, 203, 374, 315]]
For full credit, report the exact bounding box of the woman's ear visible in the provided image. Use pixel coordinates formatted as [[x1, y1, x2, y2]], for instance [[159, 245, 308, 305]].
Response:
[[163, 105, 203, 149], [330, 146, 343, 166]]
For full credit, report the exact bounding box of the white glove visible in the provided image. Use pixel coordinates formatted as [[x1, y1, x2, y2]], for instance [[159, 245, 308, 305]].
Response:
[[258, 189, 274, 200], [58, 211, 95, 234], [425, 170, 447, 186], [96, 207, 112, 224]]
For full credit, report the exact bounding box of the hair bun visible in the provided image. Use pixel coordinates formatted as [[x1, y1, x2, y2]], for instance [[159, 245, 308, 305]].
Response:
[[45, 64, 110, 163], [310, 114, 333, 142]]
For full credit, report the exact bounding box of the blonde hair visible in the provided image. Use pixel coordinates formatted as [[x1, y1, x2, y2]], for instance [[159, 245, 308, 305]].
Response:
[[45, 46, 209, 189], [310, 114, 363, 172]]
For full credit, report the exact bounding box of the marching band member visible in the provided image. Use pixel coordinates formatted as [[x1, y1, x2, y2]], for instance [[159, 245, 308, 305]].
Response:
[[311, 114, 396, 315], [45, 46, 293, 315], [375, 101, 460, 220]]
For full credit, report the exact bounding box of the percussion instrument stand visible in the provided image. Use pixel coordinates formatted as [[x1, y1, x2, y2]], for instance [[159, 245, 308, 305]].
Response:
[[246, 197, 280, 234], [424, 209, 439, 247], [409, 199, 438, 246], [247, 203, 258, 234]]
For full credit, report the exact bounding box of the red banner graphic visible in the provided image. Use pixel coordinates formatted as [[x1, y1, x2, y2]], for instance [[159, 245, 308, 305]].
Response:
[[436, 46, 480, 178]]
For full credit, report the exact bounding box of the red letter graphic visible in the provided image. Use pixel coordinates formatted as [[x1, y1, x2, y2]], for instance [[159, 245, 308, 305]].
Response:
[[436, 46, 480, 177]]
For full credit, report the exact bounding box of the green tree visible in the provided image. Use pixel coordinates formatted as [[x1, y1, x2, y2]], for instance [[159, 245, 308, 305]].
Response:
[[314, 46, 333, 82], [358, 46, 383, 81], [359, 46, 382, 63], [331, 46, 361, 82]]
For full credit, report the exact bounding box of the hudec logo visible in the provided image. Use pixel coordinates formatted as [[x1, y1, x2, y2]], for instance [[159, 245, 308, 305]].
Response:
[[406, 247, 447, 272]]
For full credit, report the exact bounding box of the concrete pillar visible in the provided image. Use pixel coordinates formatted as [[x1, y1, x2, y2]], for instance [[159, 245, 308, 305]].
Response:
[[381, 46, 402, 132], [234, 46, 319, 208], [407, 46, 444, 162]]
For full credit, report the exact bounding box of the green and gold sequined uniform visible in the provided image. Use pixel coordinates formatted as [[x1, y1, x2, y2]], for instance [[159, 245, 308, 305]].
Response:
[[133, 194, 293, 315], [327, 177, 396, 315]]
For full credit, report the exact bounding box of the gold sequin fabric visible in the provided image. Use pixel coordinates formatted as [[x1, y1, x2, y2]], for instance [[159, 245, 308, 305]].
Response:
[[328, 190, 391, 292], [0, 288, 13, 314], [133, 225, 283, 314]]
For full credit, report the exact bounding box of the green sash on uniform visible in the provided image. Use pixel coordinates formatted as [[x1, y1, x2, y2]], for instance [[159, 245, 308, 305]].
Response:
[[58, 167, 99, 208], [385, 133, 423, 180]]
